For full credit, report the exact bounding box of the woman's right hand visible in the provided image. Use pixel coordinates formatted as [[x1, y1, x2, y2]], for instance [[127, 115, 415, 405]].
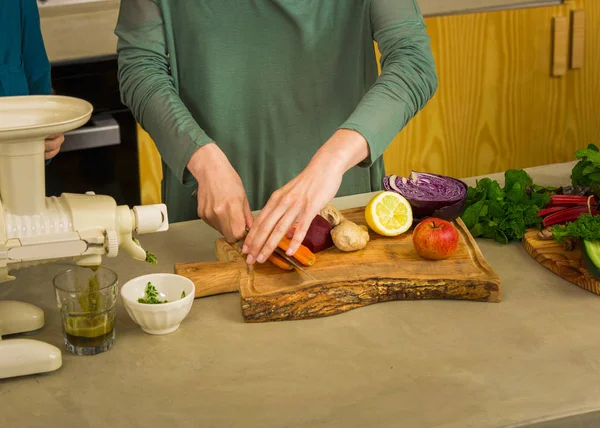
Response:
[[187, 143, 254, 243]]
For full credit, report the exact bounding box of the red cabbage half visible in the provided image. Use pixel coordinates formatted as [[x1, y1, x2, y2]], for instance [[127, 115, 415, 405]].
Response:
[[383, 171, 468, 221]]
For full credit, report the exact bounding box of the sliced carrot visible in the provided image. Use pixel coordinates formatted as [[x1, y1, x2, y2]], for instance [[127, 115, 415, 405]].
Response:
[[268, 253, 294, 271], [277, 237, 316, 266]]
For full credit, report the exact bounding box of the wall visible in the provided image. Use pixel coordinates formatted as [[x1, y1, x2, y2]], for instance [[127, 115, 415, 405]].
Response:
[[382, 0, 598, 180], [40, 0, 120, 62]]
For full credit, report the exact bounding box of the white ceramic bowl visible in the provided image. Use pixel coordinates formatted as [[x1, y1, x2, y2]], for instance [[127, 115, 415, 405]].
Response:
[[120, 273, 195, 335]]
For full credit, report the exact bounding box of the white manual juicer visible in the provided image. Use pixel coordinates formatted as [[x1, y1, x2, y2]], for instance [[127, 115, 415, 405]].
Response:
[[0, 95, 169, 379]]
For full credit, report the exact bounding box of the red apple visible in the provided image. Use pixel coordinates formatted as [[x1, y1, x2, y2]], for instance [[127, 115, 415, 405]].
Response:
[[412, 217, 459, 260]]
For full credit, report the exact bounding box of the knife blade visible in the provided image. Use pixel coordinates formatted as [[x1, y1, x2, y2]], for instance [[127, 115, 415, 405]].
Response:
[[273, 247, 317, 281]]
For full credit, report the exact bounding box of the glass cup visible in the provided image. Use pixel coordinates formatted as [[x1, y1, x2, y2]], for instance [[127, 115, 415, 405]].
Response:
[[53, 266, 118, 355]]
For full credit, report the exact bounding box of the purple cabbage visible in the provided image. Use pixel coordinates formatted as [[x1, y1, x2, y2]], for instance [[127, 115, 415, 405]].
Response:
[[383, 171, 468, 221]]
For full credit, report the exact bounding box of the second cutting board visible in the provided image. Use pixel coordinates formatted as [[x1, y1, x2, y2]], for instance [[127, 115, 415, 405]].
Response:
[[175, 207, 502, 322]]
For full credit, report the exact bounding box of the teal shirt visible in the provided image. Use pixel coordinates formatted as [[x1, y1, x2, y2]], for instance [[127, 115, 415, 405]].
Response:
[[0, 0, 51, 96], [115, 0, 437, 223]]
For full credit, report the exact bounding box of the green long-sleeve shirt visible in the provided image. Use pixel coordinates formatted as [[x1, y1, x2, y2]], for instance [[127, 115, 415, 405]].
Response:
[[115, 0, 437, 223]]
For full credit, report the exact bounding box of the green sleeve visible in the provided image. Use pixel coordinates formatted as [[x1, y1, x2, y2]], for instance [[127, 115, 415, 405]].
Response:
[[339, 0, 438, 167], [114, 0, 213, 186]]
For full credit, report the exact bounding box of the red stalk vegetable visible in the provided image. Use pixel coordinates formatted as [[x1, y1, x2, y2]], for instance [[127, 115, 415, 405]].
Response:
[[547, 195, 596, 207], [543, 206, 600, 227], [537, 206, 569, 217]]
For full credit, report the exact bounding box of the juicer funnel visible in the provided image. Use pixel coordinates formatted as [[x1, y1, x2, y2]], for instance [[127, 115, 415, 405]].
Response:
[[0, 96, 93, 216]]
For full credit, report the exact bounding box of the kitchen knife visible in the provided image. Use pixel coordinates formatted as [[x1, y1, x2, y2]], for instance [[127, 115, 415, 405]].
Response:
[[273, 247, 317, 281]]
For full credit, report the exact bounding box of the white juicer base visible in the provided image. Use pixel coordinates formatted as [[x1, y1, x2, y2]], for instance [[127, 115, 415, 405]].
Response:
[[0, 338, 62, 379], [0, 300, 45, 336]]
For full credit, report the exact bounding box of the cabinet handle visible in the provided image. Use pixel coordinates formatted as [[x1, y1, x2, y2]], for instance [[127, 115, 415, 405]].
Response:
[[552, 16, 569, 77], [570, 9, 585, 69]]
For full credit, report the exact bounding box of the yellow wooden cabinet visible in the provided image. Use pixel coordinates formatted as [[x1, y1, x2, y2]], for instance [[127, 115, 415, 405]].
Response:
[[138, 0, 598, 205], [383, 0, 598, 179]]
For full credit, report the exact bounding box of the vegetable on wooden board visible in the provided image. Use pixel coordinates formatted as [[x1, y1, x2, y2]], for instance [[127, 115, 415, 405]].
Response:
[[552, 214, 600, 243], [542, 206, 600, 227], [298, 214, 334, 253], [331, 221, 370, 252], [320, 203, 370, 252], [537, 194, 600, 227], [277, 237, 316, 266], [537, 206, 568, 217], [383, 171, 468, 221], [581, 239, 600, 280], [268, 253, 294, 271], [546, 195, 596, 206]]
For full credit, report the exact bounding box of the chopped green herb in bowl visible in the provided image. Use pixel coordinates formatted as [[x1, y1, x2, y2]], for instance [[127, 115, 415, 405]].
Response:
[[138, 282, 169, 304], [120, 273, 196, 335]]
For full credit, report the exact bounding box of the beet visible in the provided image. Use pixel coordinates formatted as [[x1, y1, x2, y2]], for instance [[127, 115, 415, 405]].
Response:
[[301, 214, 334, 253]]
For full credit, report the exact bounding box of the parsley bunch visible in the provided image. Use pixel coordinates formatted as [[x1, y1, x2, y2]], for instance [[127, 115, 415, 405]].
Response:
[[552, 214, 600, 243], [460, 170, 552, 244]]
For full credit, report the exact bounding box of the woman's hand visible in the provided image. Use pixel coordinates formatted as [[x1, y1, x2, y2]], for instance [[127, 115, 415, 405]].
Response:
[[188, 143, 254, 244], [44, 133, 65, 160], [242, 129, 370, 264]]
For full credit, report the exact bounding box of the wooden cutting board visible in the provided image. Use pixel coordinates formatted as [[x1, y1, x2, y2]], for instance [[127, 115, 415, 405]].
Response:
[[523, 229, 600, 295], [175, 207, 502, 322]]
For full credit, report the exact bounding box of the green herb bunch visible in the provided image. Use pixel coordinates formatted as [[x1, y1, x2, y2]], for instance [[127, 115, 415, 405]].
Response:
[[571, 144, 600, 186], [461, 170, 552, 244], [552, 214, 600, 243]]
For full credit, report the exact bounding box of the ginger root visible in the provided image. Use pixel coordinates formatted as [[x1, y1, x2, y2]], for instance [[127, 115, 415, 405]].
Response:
[[319, 203, 369, 252], [331, 220, 370, 252], [320, 203, 344, 227], [537, 228, 554, 240]]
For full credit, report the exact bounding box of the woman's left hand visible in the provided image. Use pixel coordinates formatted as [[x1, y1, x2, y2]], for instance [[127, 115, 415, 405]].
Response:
[[45, 133, 65, 160], [242, 129, 370, 265]]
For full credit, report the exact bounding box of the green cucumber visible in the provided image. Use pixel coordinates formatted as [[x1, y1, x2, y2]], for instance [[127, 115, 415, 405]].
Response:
[[581, 240, 600, 279]]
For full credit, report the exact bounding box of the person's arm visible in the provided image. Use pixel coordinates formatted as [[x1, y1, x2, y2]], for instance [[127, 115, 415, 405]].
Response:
[[338, 0, 438, 167], [243, 0, 438, 264], [115, 0, 253, 240], [115, 0, 213, 186], [20, 0, 51, 95]]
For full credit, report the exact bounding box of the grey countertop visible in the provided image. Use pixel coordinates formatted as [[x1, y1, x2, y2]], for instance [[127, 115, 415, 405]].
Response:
[[3, 161, 600, 428]]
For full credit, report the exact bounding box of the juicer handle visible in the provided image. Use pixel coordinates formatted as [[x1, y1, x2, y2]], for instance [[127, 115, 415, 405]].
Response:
[[174, 260, 246, 297]]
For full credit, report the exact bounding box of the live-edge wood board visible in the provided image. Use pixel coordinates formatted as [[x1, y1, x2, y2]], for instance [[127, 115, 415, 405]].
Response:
[[175, 207, 502, 323]]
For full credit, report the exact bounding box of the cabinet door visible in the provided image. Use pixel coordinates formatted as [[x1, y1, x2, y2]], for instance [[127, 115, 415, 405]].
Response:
[[381, 0, 593, 179], [565, 0, 599, 153]]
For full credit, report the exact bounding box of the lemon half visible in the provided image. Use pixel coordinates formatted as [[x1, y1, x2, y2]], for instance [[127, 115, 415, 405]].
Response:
[[365, 191, 413, 236]]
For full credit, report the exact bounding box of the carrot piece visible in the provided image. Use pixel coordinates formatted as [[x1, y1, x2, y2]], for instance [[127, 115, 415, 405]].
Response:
[[268, 253, 294, 271], [277, 237, 316, 266]]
